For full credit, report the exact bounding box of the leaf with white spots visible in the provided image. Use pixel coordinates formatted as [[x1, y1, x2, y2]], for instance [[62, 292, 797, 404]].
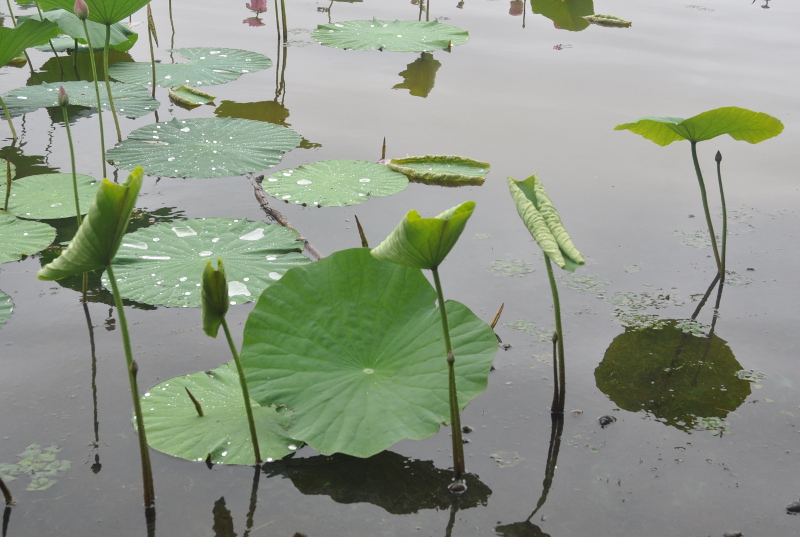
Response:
[[102, 218, 311, 307], [106, 117, 301, 178], [1, 174, 99, 220], [108, 47, 272, 87], [141, 362, 297, 465], [263, 160, 408, 207], [0, 212, 56, 264], [311, 18, 469, 52]]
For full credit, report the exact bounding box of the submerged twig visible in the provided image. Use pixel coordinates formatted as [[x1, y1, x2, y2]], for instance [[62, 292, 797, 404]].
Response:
[[246, 173, 324, 260]]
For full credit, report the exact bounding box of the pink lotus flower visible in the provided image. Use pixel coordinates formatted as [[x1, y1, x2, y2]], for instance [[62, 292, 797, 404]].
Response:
[[246, 0, 267, 13], [74, 0, 89, 20], [57, 85, 69, 107]]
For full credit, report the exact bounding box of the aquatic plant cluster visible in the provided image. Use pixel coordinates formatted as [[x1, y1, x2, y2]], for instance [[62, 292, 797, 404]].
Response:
[[0, 0, 789, 534]]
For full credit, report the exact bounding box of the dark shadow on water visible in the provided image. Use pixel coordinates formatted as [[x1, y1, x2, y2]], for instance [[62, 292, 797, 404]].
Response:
[[264, 451, 491, 514]]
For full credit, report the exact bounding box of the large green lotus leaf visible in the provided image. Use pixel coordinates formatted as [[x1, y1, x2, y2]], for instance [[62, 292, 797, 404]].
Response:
[[371, 201, 475, 270], [22, 10, 137, 52], [311, 18, 469, 52], [108, 47, 272, 88], [101, 218, 310, 307], [3, 81, 159, 119], [241, 248, 497, 458], [263, 160, 408, 207], [614, 107, 784, 147], [141, 362, 296, 465], [1, 173, 98, 220], [507, 175, 584, 272], [0, 19, 59, 68], [106, 118, 301, 179], [38, 169, 142, 280], [595, 321, 751, 432], [265, 451, 492, 513], [531, 0, 593, 32], [37, 0, 151, 25], [387, 155, 490, 186], [0, 212, 56, 264], [0, 290, 13, 328]]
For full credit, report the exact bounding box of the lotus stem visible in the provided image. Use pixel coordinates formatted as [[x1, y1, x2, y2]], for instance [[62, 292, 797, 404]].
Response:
[[690, 141, 722, 276], [0, 476, 12, 506], [61, 108, 82, 227], [80, 20, 107, 178], [34, 3, 64, 79], [105, 265, 156, 508], [279, 0, 288, 43], [103, 24, 122, 142], [146, 4, 157, 98], [0, 96, 18, 142], [3, 153, 11, 212], [544, 257, 565, 413], [4, 0, 35, 76], [221, 317, 262, 464], [431, 267, 466, 486], [715, 150, 727, 277]]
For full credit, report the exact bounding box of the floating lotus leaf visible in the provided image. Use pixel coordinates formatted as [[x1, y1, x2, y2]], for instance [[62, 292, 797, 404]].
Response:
[[2, 81, 159, 119], [583, 14, 632, 28], [371, 201, 475, 270], [263, 160, 408, 207], [37, 169, 142, 280], [595, 322, 751, 431], [531, 0, 594, 32], [23, 10, 138, 52], [141, 362, 296, 465], [614, 107, 784, 146], [507, 174, 584, 272], [107, 117, 301, 178], [0, 212, 56, 264], [387, 155, 490, 186], [101, 218, 310, 307], [1, 173, 98, 220], [0, 290, 12, 328], [265, 451, 492, 514], [312, 18, 469, 52], [168, 85, 215, 107], [240, 248, 496, 458], [0, 19, 59, 69], [37, 0, 151, 26], [109, 47, 272, 87]]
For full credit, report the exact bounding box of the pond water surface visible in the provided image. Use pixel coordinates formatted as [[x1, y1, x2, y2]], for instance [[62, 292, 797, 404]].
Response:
[[1, 0, 799, 536]]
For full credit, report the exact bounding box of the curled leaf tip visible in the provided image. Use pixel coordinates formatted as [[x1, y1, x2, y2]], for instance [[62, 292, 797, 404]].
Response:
[[202, 258, 229, 338]]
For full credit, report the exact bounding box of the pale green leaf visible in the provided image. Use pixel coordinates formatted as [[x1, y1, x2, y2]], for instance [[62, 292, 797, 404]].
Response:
[[22, 10, 137, 52], [241, 248, 496, 458], [36, 0, 151, 26], [507, 174, 584, 272], [0, 212, 56, 264], [531, 0, 593, 31], [312, 18, 469, 52], [1, 173, 99, 220], [168, 85, 216, 107], [387, 155, 490, 186], [583, 14, 632, 27], [0, 18, 59, 68]]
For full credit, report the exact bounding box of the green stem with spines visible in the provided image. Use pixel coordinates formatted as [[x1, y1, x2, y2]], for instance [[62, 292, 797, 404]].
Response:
[[106, 265, 155, 508], [62, 106, 88, 300], [80, 19, 107, 178], [221, 317, 262, 464], [690, 141, 722, 276], [544, 256, 566, 413], [0, 96, 18, 142], [431, 266, 466, 483], [103, 24, 122, 142]]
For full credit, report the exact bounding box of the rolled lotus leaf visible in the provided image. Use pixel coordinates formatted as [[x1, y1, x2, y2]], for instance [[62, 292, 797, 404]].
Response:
[[202, 258, 229, 338], [507, 174, 584, 272], [583, 14, 632, 28], [371, 201, 475, 270], [38, 168, 143, 280]]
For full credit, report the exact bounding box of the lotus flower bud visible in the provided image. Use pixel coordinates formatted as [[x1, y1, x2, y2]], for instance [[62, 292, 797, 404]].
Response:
[[74, 0, 89, 20], [57, 85, 69, 107]]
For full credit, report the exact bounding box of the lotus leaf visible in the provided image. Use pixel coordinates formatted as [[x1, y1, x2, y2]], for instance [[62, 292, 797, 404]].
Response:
[[507, 175, 584, 272], [265, 451, 492, 513], [0, 290, 12, 328], [1, 173, 98, 219], [101, 218, 310, 307], [141, 362, 296, 465], [240, 248, 496, 458], [36, 0, 151, 26], [263, 160, 408, 207], [531, 0, 593, 32], [0, 19, 59, 68], [168, 86, 216, 107], [1, 158, 15, 180], [106, 117, 301, 178], [387, 155, 490, 186], [2, 81, 159, 119], [583, 14, 632, 28], [311, 18, 469, 52], [22, 10, 137, 52], [37, 169, 142, 280], [595, 322, 751, 431], [0, 212, 57, 264], [371, 201, 475, 270], [614, 107, 784, 146], [108, 47, 272, 87]]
